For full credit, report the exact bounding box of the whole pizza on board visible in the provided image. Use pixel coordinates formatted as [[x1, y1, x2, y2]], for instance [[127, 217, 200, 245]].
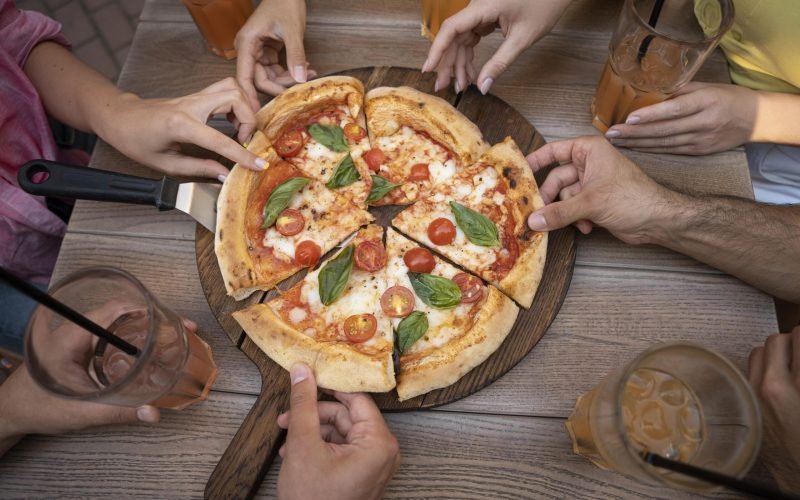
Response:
[[216, 76, 547, 401]]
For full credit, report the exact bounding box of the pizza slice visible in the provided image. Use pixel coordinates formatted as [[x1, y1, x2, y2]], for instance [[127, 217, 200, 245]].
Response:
[[362, 86, 488, 205], [384, 228, 519, 401], [216, 134, 373, 300], [256, 76, 373, 207], [392, 137, 548, 308], [232, 225, 395, 392]]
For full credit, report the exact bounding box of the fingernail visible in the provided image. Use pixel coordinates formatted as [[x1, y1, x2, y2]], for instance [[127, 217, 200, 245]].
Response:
[[217, 174, 227, 184], [479, 77, 493, 95], [434, 80, 440, 93], [454, 80, 461, 94], [136, 406, 159, 423], [293, 65, 307, 83], [605, 129, 621, 138], [255, 158, 267, 170], [625, 115, 640, 125], [528, 213, 547, 231], [290, 363, 309, 385], [422, 57, 431, 73]]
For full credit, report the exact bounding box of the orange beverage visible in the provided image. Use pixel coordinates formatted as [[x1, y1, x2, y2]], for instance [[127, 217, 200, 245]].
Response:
[[421, 0, 469, 41], [182, 0, 254, 59]]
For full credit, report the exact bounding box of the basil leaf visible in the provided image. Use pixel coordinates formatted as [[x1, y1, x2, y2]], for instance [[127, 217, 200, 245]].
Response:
[[307, 124, 349, 152], [366, 175, 402, 204], [325, 154, 359, 189], [407, 272, 461, 309], [397, 311, 429, 353], [318, 244, 354, 305], [450, 201, 500, 247], [261, 177, 310, 229]]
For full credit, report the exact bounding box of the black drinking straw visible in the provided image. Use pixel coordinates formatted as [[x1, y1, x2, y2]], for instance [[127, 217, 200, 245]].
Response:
[[641, 452, 799, 499], [637, 0, 665, 63], [0, 266, 140, 357]]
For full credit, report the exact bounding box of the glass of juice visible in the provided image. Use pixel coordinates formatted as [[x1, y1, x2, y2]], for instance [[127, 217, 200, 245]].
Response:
[[182, 0, 255, 59], [566, 342, 761, 492], [25, 267, 218, 410], [591, 0, 734, 132], [420, 0, 470, 41]]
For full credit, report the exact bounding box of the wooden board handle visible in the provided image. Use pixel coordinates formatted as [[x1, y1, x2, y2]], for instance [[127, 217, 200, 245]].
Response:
[[205, 374, 290, 500]]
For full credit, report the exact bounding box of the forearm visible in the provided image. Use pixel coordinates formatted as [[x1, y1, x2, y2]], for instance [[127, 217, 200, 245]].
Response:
[[649, 193, 800, 302], [751, 90, 800, 145], [22, 41, 136, 141]]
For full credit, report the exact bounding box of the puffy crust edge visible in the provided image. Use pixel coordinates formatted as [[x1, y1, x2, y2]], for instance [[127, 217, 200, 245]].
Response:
[[396, 286, 519, 401], [365, 86, 488, 166], [233, 304, 396, 393]]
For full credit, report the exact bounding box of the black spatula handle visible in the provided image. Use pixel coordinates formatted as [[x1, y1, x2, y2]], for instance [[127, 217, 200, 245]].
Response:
[[18, 160, 178, 210]]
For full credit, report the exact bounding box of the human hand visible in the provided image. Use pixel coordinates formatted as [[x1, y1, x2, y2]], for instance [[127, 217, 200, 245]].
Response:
[[235, 0, 316, 109], [103, 78, 266, 181], [748, 326, 800, 493], [525, 136, 679, 244], [605, 83, 757, 155], [422, 0, 571, 94], [276, 364, 400, 500]]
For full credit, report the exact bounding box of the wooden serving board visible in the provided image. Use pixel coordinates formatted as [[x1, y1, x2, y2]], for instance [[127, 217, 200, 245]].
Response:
[[196, 67, 577, 499]]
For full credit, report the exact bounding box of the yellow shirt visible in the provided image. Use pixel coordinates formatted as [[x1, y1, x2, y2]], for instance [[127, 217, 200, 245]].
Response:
[[696, 0, 800, 93]]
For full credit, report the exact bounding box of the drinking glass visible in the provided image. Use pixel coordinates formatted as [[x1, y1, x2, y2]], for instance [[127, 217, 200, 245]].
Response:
[[25, 267, 218, 410], [591, 0, 734, 132], [420, 0, 470, 41], [565, 342, 761, 492], [182, 0, 255, 59]]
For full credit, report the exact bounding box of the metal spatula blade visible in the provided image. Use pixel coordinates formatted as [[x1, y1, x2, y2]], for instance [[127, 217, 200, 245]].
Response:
[[174, 182, 220, 232]]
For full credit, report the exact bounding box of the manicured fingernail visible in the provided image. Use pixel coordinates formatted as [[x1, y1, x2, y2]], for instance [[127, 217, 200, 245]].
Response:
[[454, 80, 461, 94], [626, 115, 640, 125], [434, 80, 440, 93], [255, 158, 267, 170], [293, 65, 307, 83], [422, 57, 432, 73], [479, 77, 493, 95], [528, 213, 547, 231], [217, 174, 227, 184], [290, 363, 309, 385], [605, 129, 621, 138], [136, 406, 159, 423]]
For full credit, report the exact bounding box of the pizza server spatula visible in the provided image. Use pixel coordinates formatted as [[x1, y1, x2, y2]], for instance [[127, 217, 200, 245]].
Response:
[[18, 160, 220, 232]]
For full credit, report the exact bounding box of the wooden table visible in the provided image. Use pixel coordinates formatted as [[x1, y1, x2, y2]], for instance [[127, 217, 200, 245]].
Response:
[[0, 0, 779, 497]]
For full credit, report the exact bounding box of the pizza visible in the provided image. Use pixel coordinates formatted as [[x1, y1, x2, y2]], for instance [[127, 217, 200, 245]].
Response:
[[216, 77, 548, 400]]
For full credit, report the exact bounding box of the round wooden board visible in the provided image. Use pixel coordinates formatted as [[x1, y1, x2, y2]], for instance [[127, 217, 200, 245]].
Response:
[[197, 67, 576, 499]]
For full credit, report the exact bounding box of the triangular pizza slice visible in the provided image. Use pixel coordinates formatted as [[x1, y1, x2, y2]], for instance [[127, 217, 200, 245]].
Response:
[[385, 228, 518, 401], [233, 225, 395, 392], [392, 137, 548, 308]]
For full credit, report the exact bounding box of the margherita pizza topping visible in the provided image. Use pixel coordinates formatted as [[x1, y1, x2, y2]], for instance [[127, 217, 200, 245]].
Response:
[[380, 286, 415, 318], [449, 201, 499, 247], [307, 123, 349, 152], [354, 241, 387, 272], [275, 129, 304, 158], [261, 177, 310, 229], [326, 154, 359, 189], [363, 148, 385, 172], [397, 311, 428, 353], [318, 244, 354, 305], [275, 209, 305, 236], [427, 218, 456, 245], [344, 313, 377, 343], [407, 272, 461, 309], [294, 240, 321, 267], [407, 163, 430, 182], [403, 247, 435, 273], [452, 273, 485, 304], [343, 122, 366, 141], [366, 175, 402, 204]]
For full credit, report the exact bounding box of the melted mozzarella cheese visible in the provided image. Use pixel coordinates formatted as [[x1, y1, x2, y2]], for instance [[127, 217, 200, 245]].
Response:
[[428, 159, 456, 184], [467, 167, 499, 205], [414, 207, 498, 271], [289, 307, 308, 324], [300, 278, 323, 314], [376, 126, 415, 153], [305, 141, 340, 162]]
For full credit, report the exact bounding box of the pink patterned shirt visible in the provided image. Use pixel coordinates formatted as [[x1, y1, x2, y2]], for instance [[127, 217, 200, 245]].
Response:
[[0, 0, 71, 283]]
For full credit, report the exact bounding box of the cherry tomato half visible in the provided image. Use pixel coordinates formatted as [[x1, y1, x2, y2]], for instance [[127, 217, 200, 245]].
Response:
[[363, 148, 386, 172], [403, 247, 435, 273], [344, 313, 377, 343], [275, 209, 305, 236], [275, 129, 305, 158], [428, 218, 456, 245], [407, 163, 430, 182], [343, 122, 366, 141], [452, 273, 485, 304], [354, 240, 387, 273], [294, 240, 321, 267], [380, 286, 415, 318]]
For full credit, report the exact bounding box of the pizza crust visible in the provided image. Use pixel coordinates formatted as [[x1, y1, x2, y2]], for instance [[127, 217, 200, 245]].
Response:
[[396, 286, 519, 401], [365, 86, 488, 167], [234, 303, 396, 393]]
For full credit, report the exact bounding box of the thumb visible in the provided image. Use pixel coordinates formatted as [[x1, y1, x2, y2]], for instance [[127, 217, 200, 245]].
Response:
[[286, 363, 321, 450], [527, 195, 591, 232], [476, 30, 529, 94], [283, 34, 308, 83]]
